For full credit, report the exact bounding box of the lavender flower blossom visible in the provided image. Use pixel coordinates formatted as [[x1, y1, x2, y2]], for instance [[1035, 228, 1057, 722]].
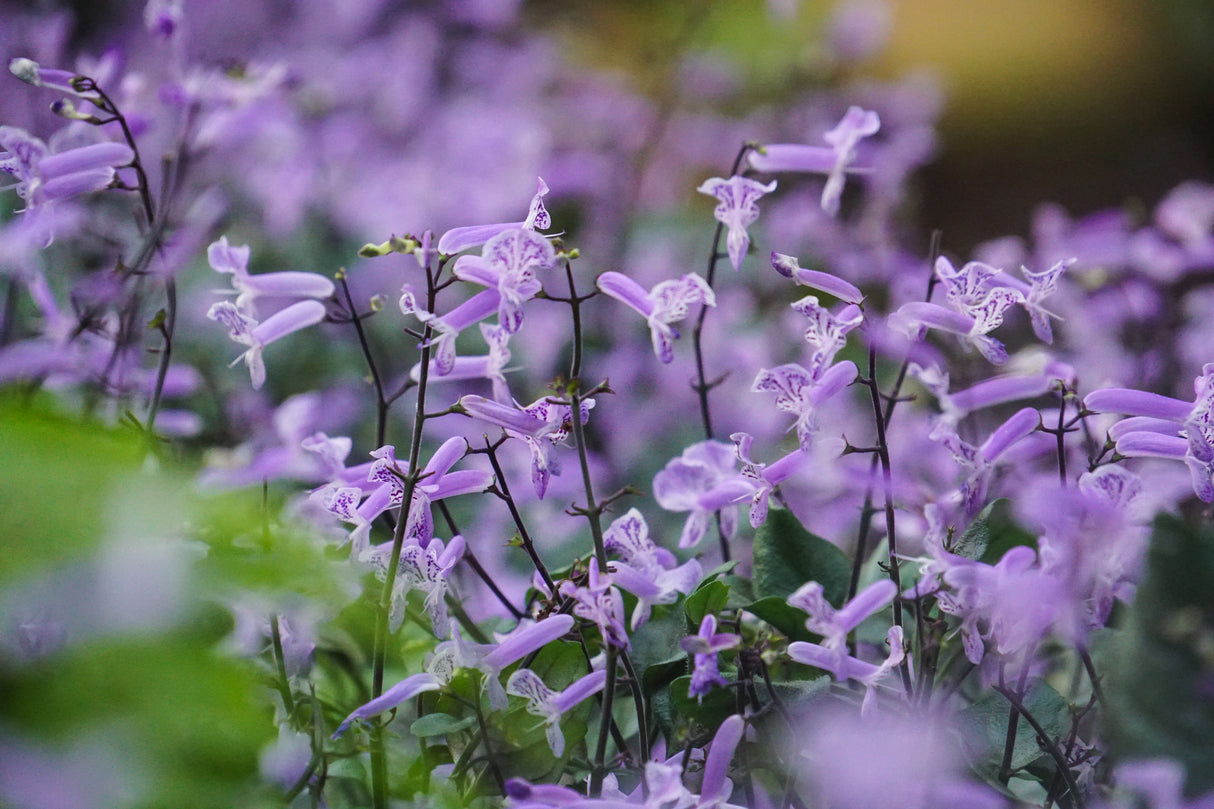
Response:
[[1084, 363, 1214, 502], [559, 558, 629, 650], [459, 394, 593, 499], [888, 298, 1018, 365], [787, 578, 897, 679], [401, 284, 503, 375], [453, 227, 555, 334], [331, 672, 442, 739], [930, 406, 1041, 515], [747, 105, 880, 215], [730, 432, 809, 527], [697, 175, 778, 271], [751, 359, 859, 450], [208, 236, 334, 311], [788, 625, 905, 715], [427, 615, 575, 710], [790, 295, 864, 379], [363, 534, 465, 636], [681, 615, 740, 702], [596, 271, 716, 363], [771, 251, 864, 304], [437, 177, 551, 255], [653, 441, 753, 548], [410, 322, 514, 403], [506, 668, 609, 756], [207, 299, 327, 389], [602, 508, 702, 629], [1, 126, 133, 216]]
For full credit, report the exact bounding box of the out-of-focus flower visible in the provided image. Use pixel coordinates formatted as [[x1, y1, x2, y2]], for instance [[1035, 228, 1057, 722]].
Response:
[[787, 578, 896, 678], [653, 441, 753, 548], [747, 106, 880, 215], [207, 299, 327, 389], [681, 614, 740, 702], [751, 359, 858, 450], [208, 236, 334, 311]]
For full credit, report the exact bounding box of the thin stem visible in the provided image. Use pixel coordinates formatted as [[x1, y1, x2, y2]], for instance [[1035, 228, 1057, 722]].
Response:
[[860, 346, 912, 696], [269, 613, 296, 717], [483, 438, 556, 593], [993, 684, 1087, 809], [590, 646, 619, 796], [340, 273, 390, 448], [369, 266, 437, 809]]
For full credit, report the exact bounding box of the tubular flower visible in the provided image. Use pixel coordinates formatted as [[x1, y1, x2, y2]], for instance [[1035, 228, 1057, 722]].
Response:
[[697, 175, 778, 271], [207, 299, 326, 390], [596, 271, 715, 363]]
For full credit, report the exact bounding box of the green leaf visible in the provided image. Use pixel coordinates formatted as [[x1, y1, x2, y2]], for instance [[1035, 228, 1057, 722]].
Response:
[[410, 712, 477, 737], [952, 498, 1036, 564], [630, 601, 690, 696], [745, 596, 815, 643], [1106, 514, 1214, 795], [0, 402, 144, 586], [752, 509, 850, 604], [669, 672, 737, 732], [685, 580, 730, 627], [959, 679, 1070, 777]]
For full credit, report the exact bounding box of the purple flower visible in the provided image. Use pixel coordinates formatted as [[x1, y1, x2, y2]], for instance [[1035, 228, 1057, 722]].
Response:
[[696, 175, 778, 271], [363, 534, 466, 636], [751, 360, 858, 450], [788, 625, 905, 715], [653, 441, 754, 548], [1084, 363, 1214, 502], [505, 668, 609, 756], [459, 393, 593, 499], [437, 177, 551, 255], [401, 284, 502, 375], [427, 615, 575, 710], [888, 299, 1016, 365], [747, 106, 880, 215], [331, 672, 442, 739], [929, 406, 1041, 515], [208, 236, 334, 311], [604, 508, 702, 629], [596, 271, 716, 363], [453, 227, 556, 333], [680, 615, 740, 702], [411, 322, 514, 403], [207, 299, 327, 389], [771, 251, 864, 304], [789, 296, 864, 379], [559, 558, 630, 650], [0, 126, 133, 220], [787, 578, 897, 679], [730, 432, 808, 527]]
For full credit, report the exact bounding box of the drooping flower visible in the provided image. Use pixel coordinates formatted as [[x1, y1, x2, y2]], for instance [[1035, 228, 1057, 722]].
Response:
[[459, 394, 593, 499], [787, 578, 897, 679], [207, 299, 326, 390], [929, 406, 1041, 515], [788, 625, 905, 715], [730, 432, 809, 527], [427, 615, 575, 711], [505, 668, 608, 757], [680, 614, 740, 702], [596, 271, 716, 363], [602, 508, 702, 629], [790, 295, 864, 379], [559, 558, 629, 650], [696, 175, 778, 271], [1084, 363, 1214, 502]]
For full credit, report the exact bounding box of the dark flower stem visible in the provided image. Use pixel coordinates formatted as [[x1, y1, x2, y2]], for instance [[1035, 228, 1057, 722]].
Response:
[[368, 264, 437, 809]]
